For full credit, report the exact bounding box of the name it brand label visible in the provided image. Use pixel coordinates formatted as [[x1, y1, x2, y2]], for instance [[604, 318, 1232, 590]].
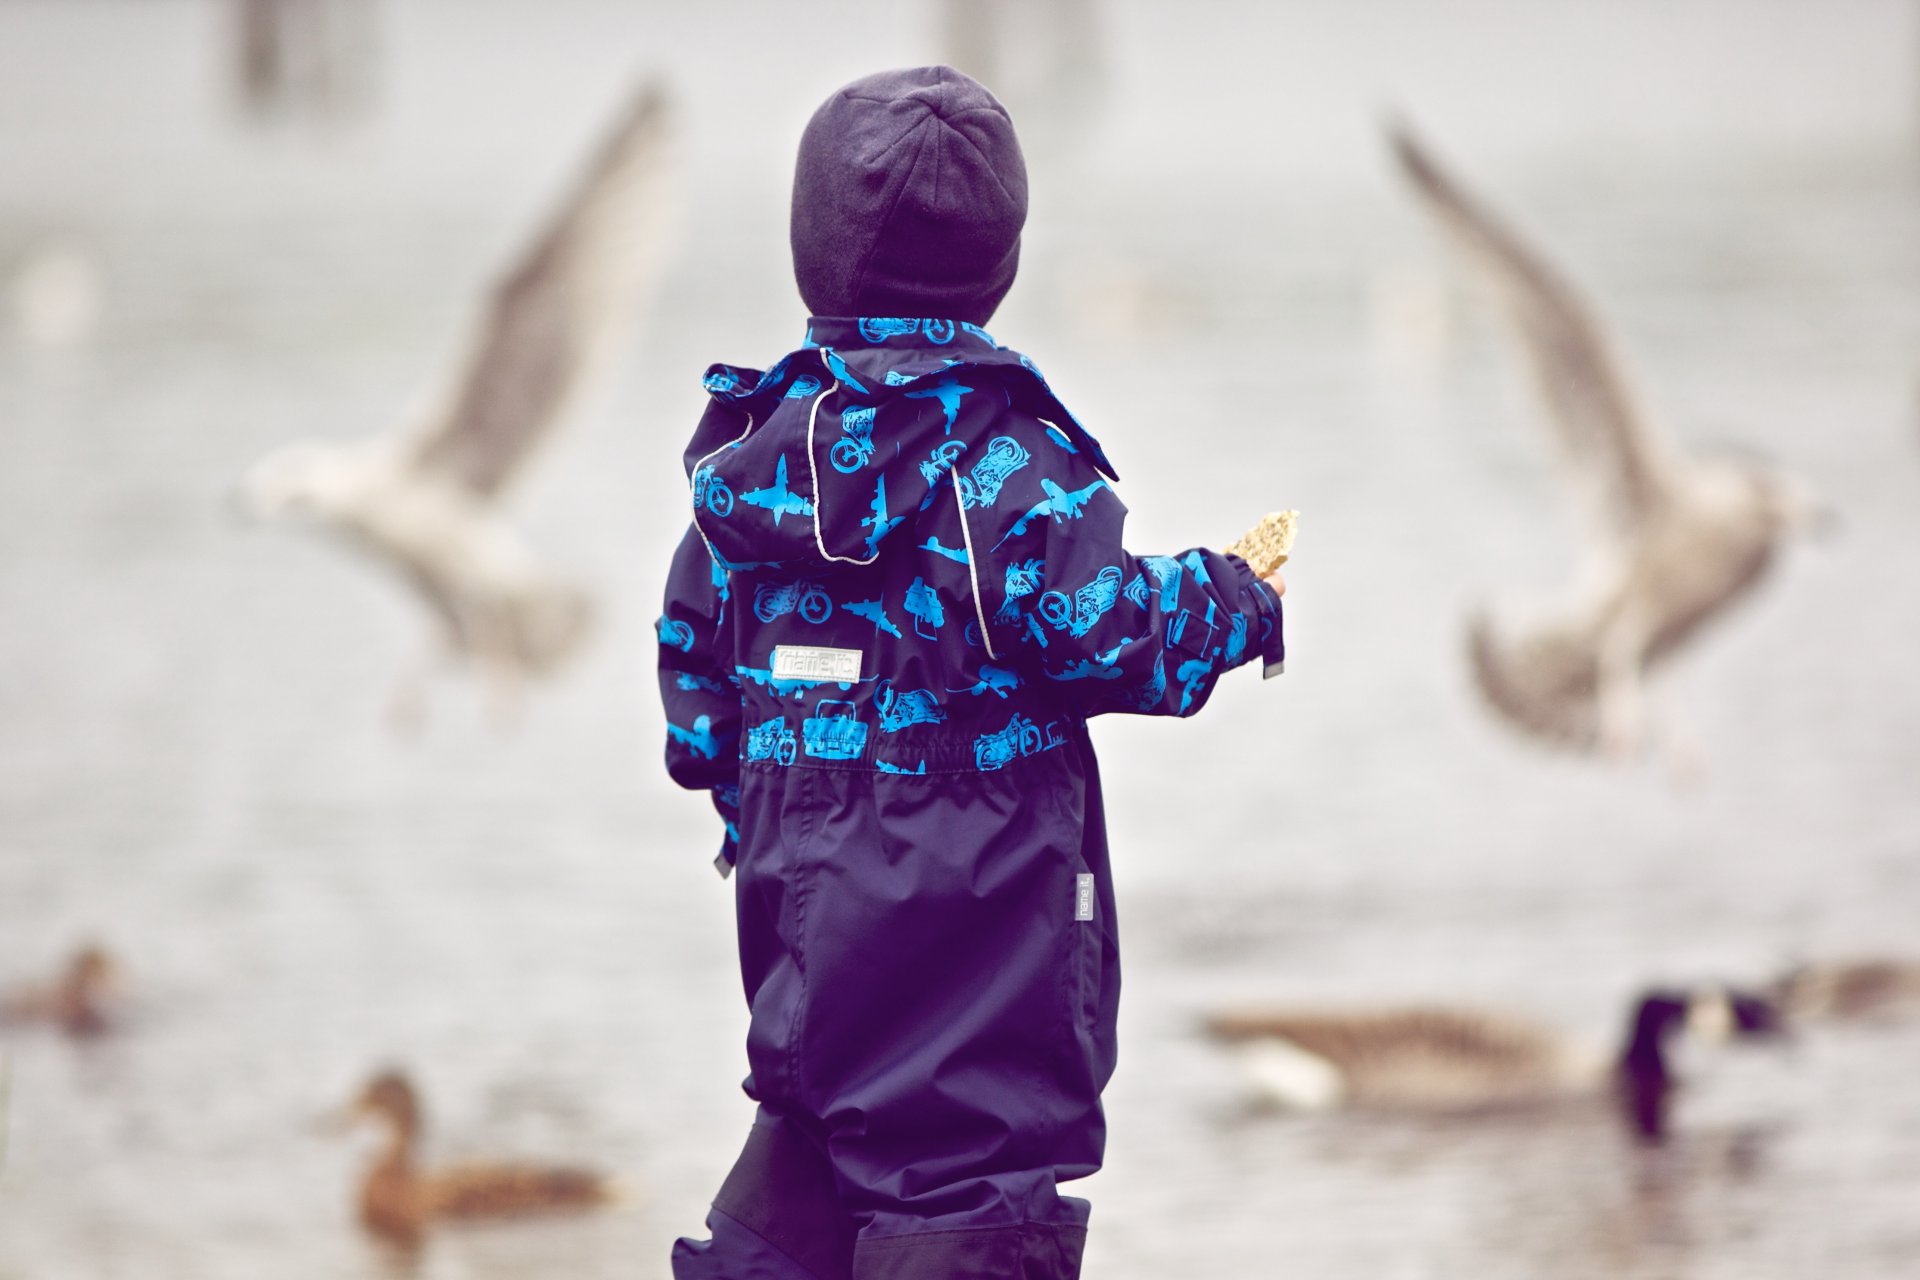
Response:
[[771, 645, 863, 683], [1075, 874, 1095, 922]]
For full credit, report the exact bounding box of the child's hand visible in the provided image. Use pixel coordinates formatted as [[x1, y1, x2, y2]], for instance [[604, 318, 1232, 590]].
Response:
[[1263, 570, 1286, 597]]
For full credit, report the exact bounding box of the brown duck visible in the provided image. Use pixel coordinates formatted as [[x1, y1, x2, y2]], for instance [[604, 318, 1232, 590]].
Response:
[[1, 945, 119, 1037], [344, 1069, 620, 1247]]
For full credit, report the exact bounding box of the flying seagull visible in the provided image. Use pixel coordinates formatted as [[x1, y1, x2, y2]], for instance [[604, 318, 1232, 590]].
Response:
[[1389, 120, 1821, 761], [240, 80, 674, 719]]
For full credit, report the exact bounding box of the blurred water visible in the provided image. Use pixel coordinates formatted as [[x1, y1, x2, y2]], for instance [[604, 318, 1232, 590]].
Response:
[[2, 1, 1918, 1276]]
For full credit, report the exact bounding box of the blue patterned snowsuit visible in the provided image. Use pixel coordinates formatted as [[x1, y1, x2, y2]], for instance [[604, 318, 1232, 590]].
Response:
[[659, 317, 1284, 1280]]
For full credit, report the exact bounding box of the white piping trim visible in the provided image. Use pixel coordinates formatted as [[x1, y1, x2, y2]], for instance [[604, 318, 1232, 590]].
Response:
[[690, 408, 755, 568], [804, 375, 879, 567], [952, 466, 999, 661]]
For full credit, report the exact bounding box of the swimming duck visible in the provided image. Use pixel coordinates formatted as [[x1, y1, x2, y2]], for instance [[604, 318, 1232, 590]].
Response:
[[1205, 986, 1782, 1142], [341, 1069, 621, 1247], [1767, 958, 1920, 1022], [0, 944, 120, 1037]]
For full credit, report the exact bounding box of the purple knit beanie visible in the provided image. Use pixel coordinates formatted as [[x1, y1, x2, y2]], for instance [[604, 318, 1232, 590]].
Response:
[[790, 66, 1028, 327]]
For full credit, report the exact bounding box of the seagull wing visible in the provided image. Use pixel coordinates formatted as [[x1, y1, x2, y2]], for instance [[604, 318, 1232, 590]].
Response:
[[1390, 121, 1675, 536], [408, 80, 674, 500]]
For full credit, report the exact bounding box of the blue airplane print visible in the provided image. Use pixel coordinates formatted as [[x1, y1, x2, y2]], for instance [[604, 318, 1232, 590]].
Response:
[[903, 576, 946, 638], [996, 558, 1046, 623], [875, 758, 927, 775], [1036, 565, 1124, 638], [1176, 654, 1215, 714], [745, 716, 799, 765], [785, 373, 823, 399], [1182, 548, 1213, 586], [917, 439, 969, 510], [709, 555, 731, 620], [1225, 612, 1249, 664], [844, 597, 904, 640], [832, 405, 878, 473], [668, 714, 730, 761], [862, 476, 903, 559], [875, 680, 946, 732], [736, 663, 858, 701], [822, 347, 871, 395], [920, 536, 970, 566], [656, 616, 695, 653], [905, 374, 973, 434], [740, 455, 815, 524], [956, 435, 1031, 510], [1117, 653, 1167, 712], [948, 664, 1021, 699], [676, 671, 726, 694], [1045, 657, 1128, 683], [992, 479, 1109, 550]]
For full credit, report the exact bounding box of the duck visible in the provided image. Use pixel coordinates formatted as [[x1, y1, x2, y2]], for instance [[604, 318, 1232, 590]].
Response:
[[1767, 958, 1920, 1023], [340, 1068, 622, 1247], [1204, 985, 1783, 1142], [0, 944, 120, 1037]]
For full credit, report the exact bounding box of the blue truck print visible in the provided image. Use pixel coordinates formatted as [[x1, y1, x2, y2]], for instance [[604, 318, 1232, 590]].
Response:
[[802, 699, 869, 761]]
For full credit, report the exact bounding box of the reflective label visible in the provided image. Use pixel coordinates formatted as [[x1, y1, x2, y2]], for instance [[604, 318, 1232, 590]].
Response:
[[771, 645, 863, 683], [1075, 873, 1095, 922]]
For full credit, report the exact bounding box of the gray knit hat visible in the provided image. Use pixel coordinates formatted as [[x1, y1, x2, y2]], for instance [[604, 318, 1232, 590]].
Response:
[[790, 66, 1027, 326]]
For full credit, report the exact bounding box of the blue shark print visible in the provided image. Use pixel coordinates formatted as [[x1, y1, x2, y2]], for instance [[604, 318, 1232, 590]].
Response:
[[905, 374, 974, 434], [862, 476, 903, 559], [903, 576, 946, 638], [845, 597, 904, 640], [920, 536, 970, 565], [992, 478, 1109, 550], [1183, 548, 1213, 586], [1037, 565, 1124, 638], [668, 714, 728, 761], [802, 699, 869, 760], [876, 680, 946, 732], [874, 758, 927, 775], [956, 435, 1031, 509], [656, 616, 694, 653], [822, 347, 871, 395], [785, 373, 823, 399], [677, 671, 726, 694], [832, 405, 878, 473], [745, 716, 799, 765], [754, 579, 834, 625], [740, 455, 815, 524], [949, 664, 1022, 699], [710, 556, 731, 621]]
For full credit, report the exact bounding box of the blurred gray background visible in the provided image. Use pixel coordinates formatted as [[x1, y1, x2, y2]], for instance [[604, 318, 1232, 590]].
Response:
[[2, 1, 1918, 1276]]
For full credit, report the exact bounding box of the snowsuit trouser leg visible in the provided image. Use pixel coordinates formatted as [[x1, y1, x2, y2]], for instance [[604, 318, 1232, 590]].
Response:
[[700, 731, 1118, 1280]]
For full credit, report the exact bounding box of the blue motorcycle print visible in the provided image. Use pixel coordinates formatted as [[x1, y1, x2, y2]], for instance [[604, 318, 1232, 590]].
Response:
[[858, 317, 922, 343], [802, 699, 869, 761], [832, 405, 878, 473], [954, 435, 1031, 510], [754, 579, 834, 625], [656, 616, 694, 653], [973, 712, 1064, 771], [746, 716, 798, 766], [692, 465, 734, 518], [876, 680, 945, 733], [1038, 565, 1124, 638]]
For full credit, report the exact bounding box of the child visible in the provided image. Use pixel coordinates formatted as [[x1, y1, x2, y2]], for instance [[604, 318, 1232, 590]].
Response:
[[658, 65, 1285, 1280]]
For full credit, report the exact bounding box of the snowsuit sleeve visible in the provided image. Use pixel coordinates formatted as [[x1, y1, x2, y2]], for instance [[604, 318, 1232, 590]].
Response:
[[965, 417, 1284, 719], [657, 524, 743, 870]]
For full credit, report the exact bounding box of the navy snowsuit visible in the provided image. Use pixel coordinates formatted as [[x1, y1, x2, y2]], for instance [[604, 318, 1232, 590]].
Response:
[[657, 316, 1284, 1279]]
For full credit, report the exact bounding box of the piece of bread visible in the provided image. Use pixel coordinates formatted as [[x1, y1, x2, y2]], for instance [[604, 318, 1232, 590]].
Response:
[[1225, 510, 1298, 578]]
